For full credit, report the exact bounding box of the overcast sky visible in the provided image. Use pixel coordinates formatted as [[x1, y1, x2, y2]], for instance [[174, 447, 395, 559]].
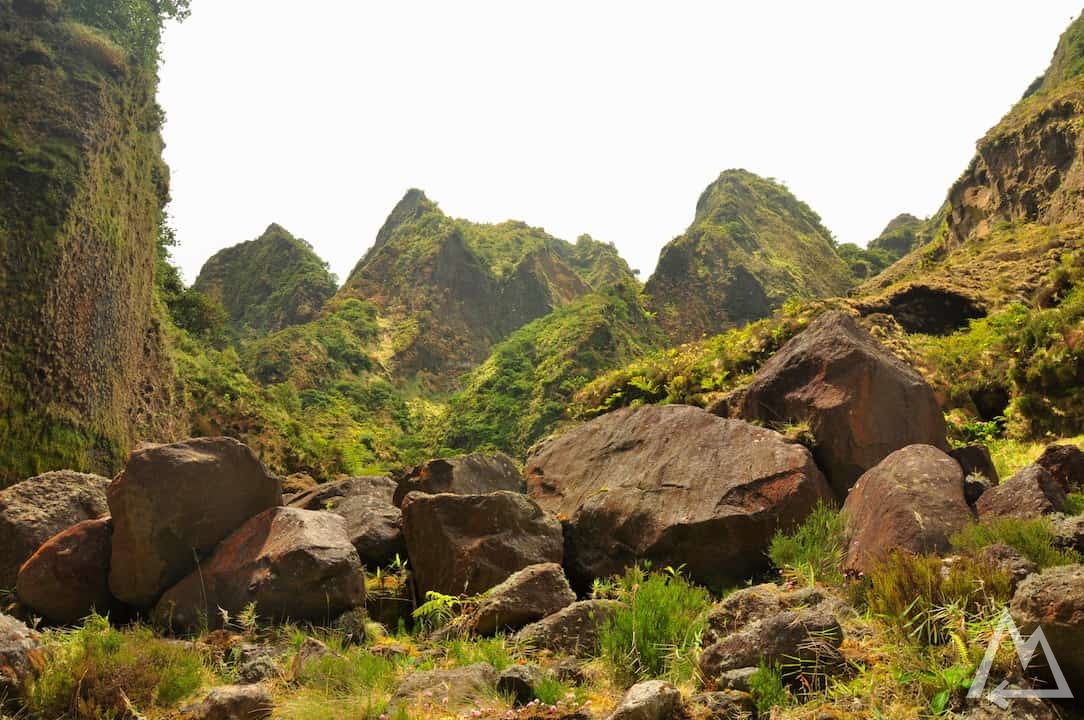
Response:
[[158, 2, 1083, 284]]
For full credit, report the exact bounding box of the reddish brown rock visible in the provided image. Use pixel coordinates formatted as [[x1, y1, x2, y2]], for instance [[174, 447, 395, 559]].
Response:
[[975, 464, 1066, 520], [1035, 443, 1084, 493], [16, 517, 122, 625], [734, 311, 948, 496], [843, 444, 972, 575], [288, 476, 404, 568], [438, 563, 576, 638], [1011, 564, 1084, 692], [108, 437, 283, 608], [153, 507, 364, 632], [514, 600, 623, 657], [0, 612, 43, 699], [525, 404, 832, 591], [0, 470, 110, 591], [401, 491, 563, 597], [392, 452, 525, 507]]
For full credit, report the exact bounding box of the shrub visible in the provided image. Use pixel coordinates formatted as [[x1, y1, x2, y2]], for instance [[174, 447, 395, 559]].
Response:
[[748, 661, 792, 714], [768, 502, 846, 585], [951, 517, 1081, 568], [27, 615, 207, 718], [598, 565, 711, 684]]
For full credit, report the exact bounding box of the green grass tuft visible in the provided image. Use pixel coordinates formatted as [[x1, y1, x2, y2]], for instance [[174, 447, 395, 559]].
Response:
[[768, 501, 846, 586], [951, 517, 1081, 568]]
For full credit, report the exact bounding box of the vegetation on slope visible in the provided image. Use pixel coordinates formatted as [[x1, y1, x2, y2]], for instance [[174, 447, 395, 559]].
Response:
[[836, 212, 932, 281]]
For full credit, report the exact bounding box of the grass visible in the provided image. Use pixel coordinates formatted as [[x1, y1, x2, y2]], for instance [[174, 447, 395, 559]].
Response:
[[951, 517, 1082, 568], [768, 502, 846, 585], [749, 661, 792, 714]]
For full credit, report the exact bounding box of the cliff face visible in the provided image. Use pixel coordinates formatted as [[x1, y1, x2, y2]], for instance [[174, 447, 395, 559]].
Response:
[[644, 169, 853, 343], [0, 1, 183, 486], [193, 223, 338, 337]]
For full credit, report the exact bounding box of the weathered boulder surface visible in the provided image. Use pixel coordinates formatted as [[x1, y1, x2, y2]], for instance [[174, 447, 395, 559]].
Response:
[[975, 464, 1067, 520], [843, 444, 972, 575], [515, 599, 624, 657], [178, 683, 273, 720], [734, 311, 948, 496], [402, 491, 563, 597], [0, 612, 43, 699], [288, 475, 404, 568], [392, 452, 526, 507], [391, 663, 498, 710], [16, 516, 121, 625], [1010, 564, 1084, 692], [108, 437, 283, 608], [0, 470, 110, 590], [438, 563, 575, 638], [979, 544, 1039, 589], [526, 404, 832, 591], [1035, 443, 1084, 493], [608, 680, 683, 720], [154, 507, 364, 632]]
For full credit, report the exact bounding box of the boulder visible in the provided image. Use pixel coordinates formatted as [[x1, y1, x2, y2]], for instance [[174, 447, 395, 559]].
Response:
[[515, 599, 623, 657], [16, 516, 122, 625], [526, 404, 831, 591], [608, 680, 683, 720], [401, 491, 563, 597], [1035, 443, 1084, 493], [689, 691, 758, 720], [288, 476, 404, 568], [734, 311, 948, 496], [153, 508, 364, 632], [843, 445, 972, 575], [497, 664, 545, 706], [0, 470, 110, 590], [391, 663, 497, 710], [108, 437, 282, 608], [975, 465, 1066, 520], [178, 683, 273, 720], [702, 583, 831, 647], [1010, 564, 1084, 691], [439, 563, 575, 638], [1053, 514, 1084, 553], [0, 613, 43, 699], [979, 544, 1039, 589], [392, 452, 526, 507], [951, 444, 1000, 485]]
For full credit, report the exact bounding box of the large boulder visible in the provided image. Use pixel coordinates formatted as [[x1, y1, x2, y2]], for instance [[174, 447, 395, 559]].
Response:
[[0, 613, 43, 699], [0, 470, 110, 591], [608, 680, 683, 720], [178, 684, 273, 720], [733, 311, 948, 496], [438, 563, 576, 638], [1010, 564, 1084, 692], [1035, 443, 1084, 493], [401, 491, 563, 597], [392, 452, 526, 507], [390, 663, 498, 711], [975, 465, 1067, 520], [515, 599, 623, 657], [287, 476, 404, 568], [16, 517, 121, 625], [525, 404, 832, 591], [108, 437, 283, 608], [153, 507, 365, 632], [843, 444, 972, 574]]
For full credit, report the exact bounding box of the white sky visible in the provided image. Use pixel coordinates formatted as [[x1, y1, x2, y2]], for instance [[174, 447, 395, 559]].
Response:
[[158, 2, 1083, 284]]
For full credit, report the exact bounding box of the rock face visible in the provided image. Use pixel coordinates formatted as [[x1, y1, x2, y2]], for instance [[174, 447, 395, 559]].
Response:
[[401, 491, 563, 597], [393, 452, 526, 507], [0, 613, 43, 699], [525, 404, 832, 590], [608, 680, 683, 720], [843, 445, 971, 574], [734, 311, 948, 496], [288, 476, 404, 568], [515, 599, 623, 657], [154, 508, 365, 632], [0, 470, 111, 590], [1035, 443, 1084, 493], [16, 516, 119, 625], [108, 437, 283, 608], [440, 563, 575, 638], [975, 465, 1067, 520], [1010, 564, 1084, 691]]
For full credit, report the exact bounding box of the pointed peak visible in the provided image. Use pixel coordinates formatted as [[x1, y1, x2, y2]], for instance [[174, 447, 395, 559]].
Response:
[[373, 188, 441, 249]]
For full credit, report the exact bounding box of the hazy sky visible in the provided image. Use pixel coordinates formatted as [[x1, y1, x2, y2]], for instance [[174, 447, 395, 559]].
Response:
[[158, 2, 1082, 284]]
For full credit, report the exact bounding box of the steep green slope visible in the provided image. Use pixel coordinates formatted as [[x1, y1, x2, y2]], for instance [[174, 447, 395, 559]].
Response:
[[0, 0, 187, 486], [836, 213, 932, 280], [193, 223, 337, 337], [644, 169, 853, 342]]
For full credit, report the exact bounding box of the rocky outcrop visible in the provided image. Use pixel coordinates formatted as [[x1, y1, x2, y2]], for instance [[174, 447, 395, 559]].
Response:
[[526, 404, 831, 590], [16, 516, 120, 625], [515, 600, 623, 657], [0, 613, 43, 700], [392, 452, 526, 507], [843, 445, 971, 574], [975, 465, 1067, 520], [0, 470, 110, 590], [108, 437, 282, 607], [735, 311, 949, 496], [438, 563, 575, 638], [401, 491, 563, 597], [1010, 564, 1084, 691], [288, 476, 404, 568], [154, 508, 365, 632]]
